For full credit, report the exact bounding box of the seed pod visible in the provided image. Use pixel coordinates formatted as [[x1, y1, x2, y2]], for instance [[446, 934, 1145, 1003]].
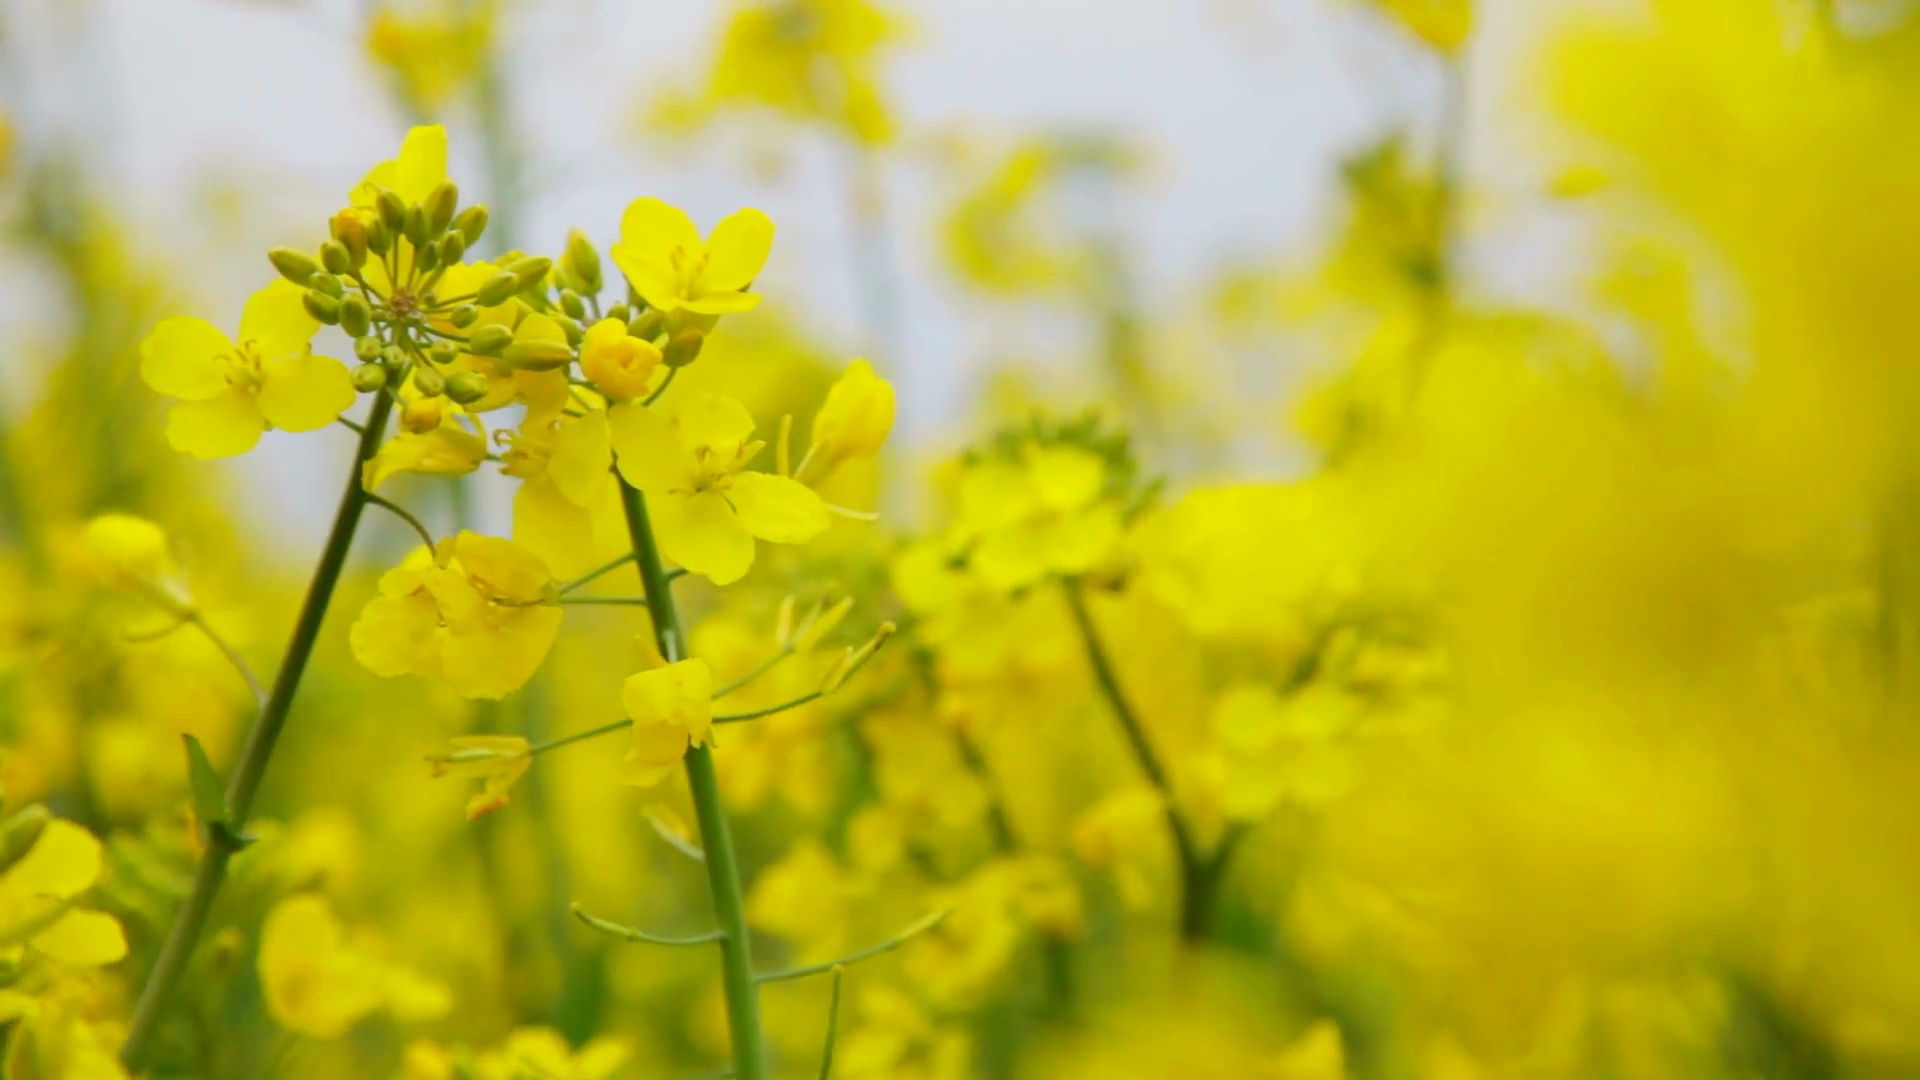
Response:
[[354, 336, 385, 362], [338, 294, 373, 338], [449, 304, 479, 329], [564, 229, 602, 294], [303, 291, 341, 325], [403, 204, 430, 249], [309, 273, 345, 299], [476, 272, 521, 307], [319, 240, 352, 276], [352, 363, 388, 393], [662, 326, 704, 368], [502, 338, 574, 372], [445, 371, 490, 405], [628, 310, 665, 341], [413, 365, 448, 397], [559, 290, 586, 320], [454, 204, 489, 247], [438, 233, 466, 267], [467, 325, 515, 357], [425, 181, 459, 236], [268, 248, 320, 287], [376, 187, 407, 232]]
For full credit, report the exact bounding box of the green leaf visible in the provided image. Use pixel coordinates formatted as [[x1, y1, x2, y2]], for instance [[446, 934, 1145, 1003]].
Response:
[[182, 734, 227, 831]]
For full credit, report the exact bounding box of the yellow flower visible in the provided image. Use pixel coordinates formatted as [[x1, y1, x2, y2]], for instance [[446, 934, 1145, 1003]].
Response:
[[685, 0, 906, 145], [258, 894, 449, 1039], [363, 390, 489, 491], [619, 659, 714, 787], [579, 318, 663, 401], [78, 514, 173, 594], [806, 358, 895, 476], [139, 280, 355, 459], [0, 982, 129, 1080], [427, 736, 532, 820], [955, 443, 1121, 591], [349, 532, 562, 699], [609, 198, 774, 316], [474, 1028, 630, 1080], [0, 819, 127, 967], [1372, 0, 1472, 55], [365, 5, 490, 114], [501, 380, 627, 579], [348, 124, 448, 216], [609, 389, 829, 584]]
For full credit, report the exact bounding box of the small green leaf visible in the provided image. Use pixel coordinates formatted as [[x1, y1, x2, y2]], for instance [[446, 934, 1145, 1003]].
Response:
[[182, 734, 227, 831]]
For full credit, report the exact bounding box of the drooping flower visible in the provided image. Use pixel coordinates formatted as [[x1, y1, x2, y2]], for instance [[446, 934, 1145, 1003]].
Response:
[[427, 736, 532, 820], [348, 532, 561, 699], [139, 280, 356, 459], [609, 198, 774, 316], [609, 389, 829, 584], [619, 659, 714, 786]]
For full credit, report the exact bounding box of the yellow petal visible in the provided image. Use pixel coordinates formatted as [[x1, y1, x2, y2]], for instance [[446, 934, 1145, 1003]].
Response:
[[612, 197, 701, 309], [701, 207, 775, 292], [29, 909, 127, 967], [395, 124, 449, 204], [680, 290, 765, 315], [451, 531, 554, 603], [728, 472, 830, 544], [809, 358, 896, 466], [139, 317, 233, 400], [513, 474, 599, 580], [548, 410, 614, 506], [654, 491, 756, 585], [619, 723, 692, 787], [166, 388, 266, 458], [238, 279, 320, 361], [258, 353, 356, 432], [440, 607, 563, 699], [608, 402, 695, 494], [349, 593, 442, 679], [4, 820, 103, 899], [1026, 444, 1105, 511], [670, 389, 757, 456], [621, 658, 713, 726]]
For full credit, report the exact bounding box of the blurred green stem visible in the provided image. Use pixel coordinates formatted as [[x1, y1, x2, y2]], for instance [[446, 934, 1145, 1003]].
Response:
[[121, 392, 395, 1070], [617, 478, 768, 1080]]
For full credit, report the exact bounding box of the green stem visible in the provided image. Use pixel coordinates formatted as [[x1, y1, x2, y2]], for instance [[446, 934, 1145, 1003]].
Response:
[[1063, 577, 1222, 943], [617, 479, 767, 1080], [121, 392, 395, 1069]]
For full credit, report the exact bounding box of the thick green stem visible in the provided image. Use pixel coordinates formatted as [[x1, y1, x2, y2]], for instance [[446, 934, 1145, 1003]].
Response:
[[121, 392, 394, 1070], [1063, 578, 1227, 943], [617, 479, 767, 1080]]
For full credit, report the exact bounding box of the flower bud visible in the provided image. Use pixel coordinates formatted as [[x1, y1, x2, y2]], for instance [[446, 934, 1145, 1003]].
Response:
[[425, 181, 459, 235], [429, 341, 461, 366], [382, 345, 409, 374], [438, 233, 466, 267], [303, 290, 341, 325], [403, 204, 430, 249], [453, 204, 489, 246], [367, 217, 393, 257], [606, 303, 632, 324], [502, 338, 575, 372], [338, 294, 373, 338], [564, 229, 602, 293], [352, 363, 389, 392], [476, 271, 521, 307], [354, 336, 385, 362], [401, 398, 446, 434], [663, 327, 704, 368], [508, 256, 553, 291], [580, 319, 663, 400], [808, 359, 896, 470], [445, 371, 490, 405], [319, 240, 352, 276], [468, 325, 514, 357], [269, 247, 320, 287], [414, 238, 441, 274], [376, 187, 407, 232], [309, 273, 345, 299], [559, 317, 585, 347], [330, 211, 369, 266], [413, 365, 448, 397], [821, 623, 896, 694], [794, 597, 856, 652], [559, 289, 586, 320], [628, 309, 665, 341]]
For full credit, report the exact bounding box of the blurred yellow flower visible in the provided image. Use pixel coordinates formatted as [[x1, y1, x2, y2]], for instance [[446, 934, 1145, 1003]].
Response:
[[0, 819, 126, 967], [954, 443, 1121, 591], [427, 735, 532, 820], [1371, 0, 1472, 54], [258, 893, 449, 1039], [78, 514, 173, 595], [139, 281, 355, 459], [620, 658, 715, 786], [805, 358, 895, 477], [609, 198, 774, 316]]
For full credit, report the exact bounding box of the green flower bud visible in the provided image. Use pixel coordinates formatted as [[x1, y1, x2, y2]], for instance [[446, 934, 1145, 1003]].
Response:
[[376, 187, 407, 232], [0, 804, 51, 871], [319, 240, 352, 276], [429, 340, 461, 366], [606, 303, 632, 324], [309, 273, 345, 299], [559, 289, 586, 320], [468, 325, 515, 357], [354, 336, 385, 362], [425, 181, 459, 235], [338, 294, 373, 338], [564, 229, 603, 294], [454, 204, 490, 247], [663, 326, 704, 368], [330, 212, 369, 267], [559, 316, 585, 347], [403, 204, 430, 249], [367, 218, 392, 257], [438, 233, 466, 267], [449, 304, 479, 329], [502, 338, 575, 372], [414, 239, 441, 274], [508, 256, 553, 288], [382, 345, 409, 374], [303, 290, 342, 325], [629, 309, 665, 341], [352, 363, 389, 393], [268, 248, 320, 287], [476, 271, 521, 307], [445, 371, 490, 405], [413, 365, 448, 397]]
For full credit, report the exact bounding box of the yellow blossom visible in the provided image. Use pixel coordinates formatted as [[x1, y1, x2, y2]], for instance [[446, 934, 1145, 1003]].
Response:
[[609, 198, 774, 316], [0, 819, 126, 967], [619, 658, 714, 787], [501, 379, 627, 579], [806, 358, 895, 476], [364, 388, 489, 491], [139, 280, 355, 459], [609, 388, 829, 584], [257, 893, 449, 1039], [78, 514, 172, 594], [579, 318, 664, 401], [348, 532, 561, 699], [954, 443, 1121, 591], [473, 1028, 630, 1080], [427, 735, 532, 820]]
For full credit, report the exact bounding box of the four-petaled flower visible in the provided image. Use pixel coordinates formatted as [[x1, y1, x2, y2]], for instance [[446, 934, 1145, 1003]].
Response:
[[620, 659, 715, 787], [609, 198, 774, 316]]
